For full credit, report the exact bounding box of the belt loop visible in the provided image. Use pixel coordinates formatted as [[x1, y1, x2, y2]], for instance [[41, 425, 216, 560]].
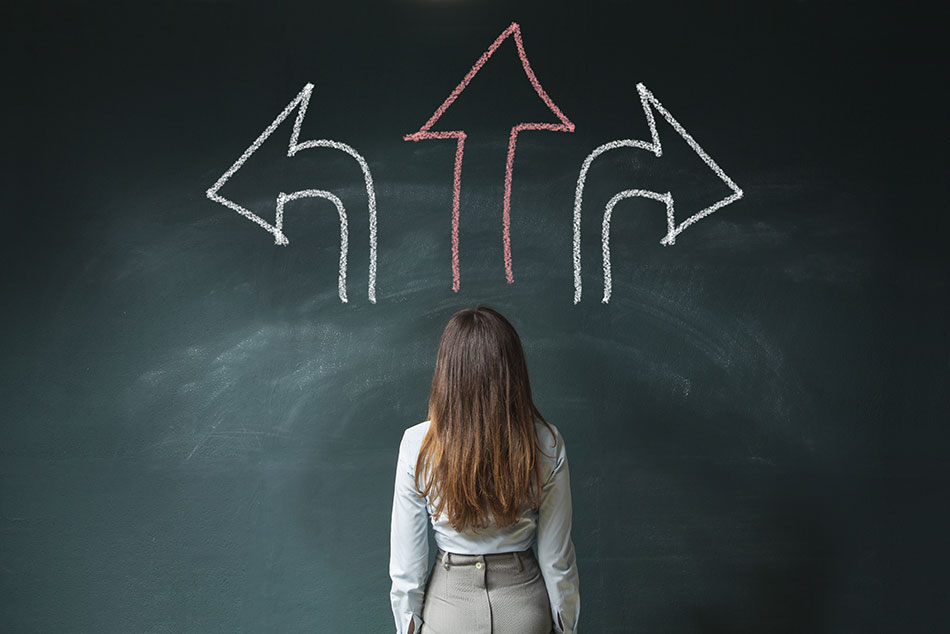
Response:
[[443, 552, 451, 570], [514, 551, 523, 572]]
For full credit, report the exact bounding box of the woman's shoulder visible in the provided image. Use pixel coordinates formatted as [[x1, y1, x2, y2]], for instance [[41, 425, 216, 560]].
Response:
[[534, 419, 562, 445], [533, 420, 567, 467], [401, 420, 432, 448], [532, 420, 566, 486]]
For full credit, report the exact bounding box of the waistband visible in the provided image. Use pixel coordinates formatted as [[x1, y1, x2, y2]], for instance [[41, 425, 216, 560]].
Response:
[[435, 547, 534, 571]]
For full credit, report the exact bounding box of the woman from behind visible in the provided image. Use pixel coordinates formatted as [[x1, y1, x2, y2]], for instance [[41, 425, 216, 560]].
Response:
[[390, 306, 580, 634]]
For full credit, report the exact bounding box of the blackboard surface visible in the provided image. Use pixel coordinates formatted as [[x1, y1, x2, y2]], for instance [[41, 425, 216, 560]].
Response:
[[2, 2, 947, 632]]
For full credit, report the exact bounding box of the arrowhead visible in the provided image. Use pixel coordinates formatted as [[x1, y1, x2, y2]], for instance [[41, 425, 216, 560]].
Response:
[[632, 83, 744, 245], [404, 22, 574, 140], [206, 83, 317, 245]]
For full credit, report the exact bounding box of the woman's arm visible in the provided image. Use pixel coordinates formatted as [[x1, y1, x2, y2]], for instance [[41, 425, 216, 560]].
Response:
[[537, 427, 581, 634], [389, 429, 429, 634]]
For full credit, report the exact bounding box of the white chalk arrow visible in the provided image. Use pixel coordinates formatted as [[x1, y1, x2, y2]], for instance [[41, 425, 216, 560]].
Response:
[[206, 83, 378, 303], [572, 82, 743, 303]]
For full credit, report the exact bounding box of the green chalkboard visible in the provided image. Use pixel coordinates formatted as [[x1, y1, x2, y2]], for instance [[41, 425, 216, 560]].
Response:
[[2, 1, 947, 632]]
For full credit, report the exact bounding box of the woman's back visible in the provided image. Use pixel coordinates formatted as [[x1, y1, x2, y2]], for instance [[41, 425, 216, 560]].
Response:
[[398, 418, 565, 555]]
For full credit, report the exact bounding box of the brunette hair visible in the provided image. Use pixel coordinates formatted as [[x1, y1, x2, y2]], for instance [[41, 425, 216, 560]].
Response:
[[414, 306, 556, 532]]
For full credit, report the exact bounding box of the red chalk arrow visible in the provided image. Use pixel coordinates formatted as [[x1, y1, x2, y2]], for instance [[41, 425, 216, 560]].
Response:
[[404, 22, 575, 292]]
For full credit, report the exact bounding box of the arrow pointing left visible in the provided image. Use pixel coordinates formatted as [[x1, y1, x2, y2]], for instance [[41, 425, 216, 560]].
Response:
[[206, 83, 378, 303]]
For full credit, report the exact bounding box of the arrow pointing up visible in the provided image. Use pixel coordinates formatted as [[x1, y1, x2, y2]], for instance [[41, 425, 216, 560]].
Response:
[[206, 83, 379, 303], [572, 82, 743, 303], [404, 22, 575, 292]]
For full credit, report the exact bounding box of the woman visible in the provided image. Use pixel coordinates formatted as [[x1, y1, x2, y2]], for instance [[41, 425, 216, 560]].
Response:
[[389, 306, 580, 634]]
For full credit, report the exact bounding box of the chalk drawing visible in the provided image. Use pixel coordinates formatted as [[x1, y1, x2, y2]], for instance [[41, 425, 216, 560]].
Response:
[[404, 22, 574, 291], [276, 190, 348, 302], [206, 83, 378, 303], [572, 83, 743, 303], [601, 190, 673, 304]]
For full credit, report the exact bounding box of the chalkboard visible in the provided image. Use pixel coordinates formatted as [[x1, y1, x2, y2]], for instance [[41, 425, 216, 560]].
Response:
[[3, 1, 947, 632]]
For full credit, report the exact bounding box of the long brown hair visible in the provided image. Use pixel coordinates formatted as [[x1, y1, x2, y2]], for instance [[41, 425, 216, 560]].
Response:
[[414, 306, 556, 532]]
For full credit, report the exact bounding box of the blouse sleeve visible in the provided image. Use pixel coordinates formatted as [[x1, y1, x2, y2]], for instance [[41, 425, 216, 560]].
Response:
[[389, 429, 430, 634], [536, 427, 581, 633]]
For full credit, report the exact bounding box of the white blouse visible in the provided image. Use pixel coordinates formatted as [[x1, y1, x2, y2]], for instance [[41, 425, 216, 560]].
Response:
[[389, 419, 580, 634]]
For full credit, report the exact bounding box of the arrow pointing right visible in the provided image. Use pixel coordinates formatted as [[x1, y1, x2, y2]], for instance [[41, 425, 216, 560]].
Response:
[[572, 82, 743, 303]]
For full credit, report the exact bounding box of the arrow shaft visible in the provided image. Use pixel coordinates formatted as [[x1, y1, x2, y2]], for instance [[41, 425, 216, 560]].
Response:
[[503, 122, 574, 284], [450, 135, 466, 293], [293, 138, 379, 302], [601, 190, 673, 304], [277, 189, 349, 303], [572, 139, 655, 303]]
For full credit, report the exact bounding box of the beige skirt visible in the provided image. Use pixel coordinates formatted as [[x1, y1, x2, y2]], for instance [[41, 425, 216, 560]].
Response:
[[420, 547, 554, 634]]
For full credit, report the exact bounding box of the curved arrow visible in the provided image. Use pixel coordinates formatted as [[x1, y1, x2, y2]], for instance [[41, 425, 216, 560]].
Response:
[[601, 190, 673, 304], [276, 189, 348, 302], [572, 83, 743, 304], [206, 83, 378, 303], [404, 22, 574, 291]]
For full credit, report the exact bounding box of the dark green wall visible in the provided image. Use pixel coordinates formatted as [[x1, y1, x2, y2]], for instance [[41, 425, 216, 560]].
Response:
[[2, 1, 947, 632]]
